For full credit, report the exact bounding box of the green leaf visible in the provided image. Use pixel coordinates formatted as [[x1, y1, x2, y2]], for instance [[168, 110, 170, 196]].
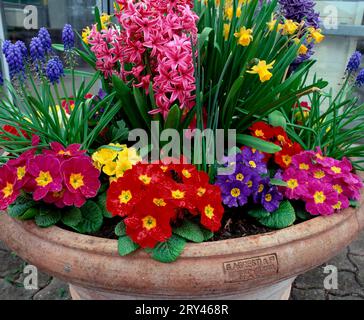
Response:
[[270, 178, 288, 187], [201, 228, 214, 241], [118, 236, 139, 256], [268, 110, 287, 130], [18, 207, 39, 221], [115, 221, 126, 237], [61, 207, 82, 227], [164, 104, 182, 130], [8, 195, 36, 218], [173, 220, 205, 243], [237, 134, 282, 154], [96, 193, 113, 218], [248, 207, 271, 219], [109, 120, 129, 143], [350, 200, 360, 208], [74, 201, 103, 234], [296, 208, 312, 221], [198, 27, 213, 51], [94, 6, 102, 31], [151, 235, 187, 263], [52, 44, 65, 52], [258, 201, 296, 229], [35, 207, 62, 228]]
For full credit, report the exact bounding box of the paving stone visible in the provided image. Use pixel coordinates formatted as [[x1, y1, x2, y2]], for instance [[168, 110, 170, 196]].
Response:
[[294, 265, 327, 290], [33, 278, 71, 300], [0, 250, 25, 278], [349, 232, 364, 256], [0, 240, 9, 252], [349, 255, 364, 287], [328, 294, 364, 300], [0, 278, 38, 300], [327, 271, 364, 296], [327, 248, 356, 272], [291, 288, 326, 300]]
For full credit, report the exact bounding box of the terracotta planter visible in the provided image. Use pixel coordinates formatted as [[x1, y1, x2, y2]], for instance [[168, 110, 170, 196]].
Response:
[[0, 195, 364, 300]]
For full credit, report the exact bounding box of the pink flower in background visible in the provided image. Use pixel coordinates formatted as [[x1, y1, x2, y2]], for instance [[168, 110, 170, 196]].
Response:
[[89, 0, 199, 117]]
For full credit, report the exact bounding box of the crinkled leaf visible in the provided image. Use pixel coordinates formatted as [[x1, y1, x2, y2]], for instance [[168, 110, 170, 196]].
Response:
[[268, 110, 287, 130], [118, 236, 139, 256], [173, 220, 204, 243], [270, 178, 288, 187], [19, 207, 39, 221], [8, 195, 35, 218], [115, 221, 126, 237], [350, 200, 360, 208], [296, 208, 312, 221], [109, 120, 129, 143], [74, 201, 103, 234], [35, 207, 62, 228], [96, 193, 112, 218], [201, 228, 214, 241], [248, 207, 271, 219], [61, 207, 82, 227], [258, 201, 296, 229], [151, 235, 186, 263]]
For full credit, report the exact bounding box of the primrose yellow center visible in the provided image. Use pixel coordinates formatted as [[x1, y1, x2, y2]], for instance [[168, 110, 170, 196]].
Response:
[[2, 182, 14, 198], [69, 173, 85, 190], [282, 155, 292, 166], [333, 184, 343, 194], [299, 163, 310, 170], [197, 187, 207, 197], [314, 191, 326, 204], [182, 169, 192, 179], [119, 190, 132, 204], [231, 188, 241, 198], [153, 198, 167, 207], [265, 194, 272, 202], [236, 173, 244, 181], [314, 170, 325, 179], [17, 166, 26, 180], [249, 161, 257, 168], [333, 201, 342, 210], [287, 179, 298, 190], [160, 166, 168, 172], [172, 190, 185, 199], [255, 130, 264, 138], [331, 166, 342, 174], [59, 150, 71, 156], [316, 153, 324, 160], [258, 184, 264, 193], [53, 189, 65, 199], [142, 215, 157, 231], [277, 135, 286, 143], [247, 180, 253, 188], [36, 171, 53, 187], [204, 205, 215, 220], [139, 174, 152, 185]]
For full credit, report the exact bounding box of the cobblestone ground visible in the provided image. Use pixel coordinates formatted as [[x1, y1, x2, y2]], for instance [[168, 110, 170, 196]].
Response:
[[0, 232, 363, 300]]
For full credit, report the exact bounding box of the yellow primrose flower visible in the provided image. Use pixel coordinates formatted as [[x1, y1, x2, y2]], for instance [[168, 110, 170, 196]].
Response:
[[115, 160, 133, 179], [308, 27, 325, 43], [82, 26, 91, 45], [283, 19, 298, 35], [92, 148, 118, 168], [234, 27, 253, 47], [247, 60, 275, 83], [224, 23, 231, 41], [118, 147, 141, 166], [103, 160, 117, 176]]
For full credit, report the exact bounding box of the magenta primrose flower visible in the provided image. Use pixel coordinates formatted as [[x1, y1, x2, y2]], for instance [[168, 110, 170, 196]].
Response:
[[0, 165, 21, 210], [61, 156, 101, 207], [44, 142, 86, 159], [27, 155, 63, 201]]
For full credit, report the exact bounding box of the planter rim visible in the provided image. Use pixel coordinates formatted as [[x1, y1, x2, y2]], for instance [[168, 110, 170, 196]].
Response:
[[4, 198, 363, 258]]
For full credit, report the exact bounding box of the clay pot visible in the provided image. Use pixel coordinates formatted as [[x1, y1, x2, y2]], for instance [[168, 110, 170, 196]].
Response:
[[0, 197, 363, 300]]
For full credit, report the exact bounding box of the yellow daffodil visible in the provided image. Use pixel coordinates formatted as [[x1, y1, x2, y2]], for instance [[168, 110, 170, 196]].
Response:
[[293, 38, 308, 55], [234, 26, 253, 47], [283, 19, 298, 35], [308, 27, 325, 43], [267, 19, 278, 32], [247, 60, 275, 83], [100, 13, 111, 29], [224, 23, 231, 41], [82, 26, 91, 45], [225, 6, 241, 21]]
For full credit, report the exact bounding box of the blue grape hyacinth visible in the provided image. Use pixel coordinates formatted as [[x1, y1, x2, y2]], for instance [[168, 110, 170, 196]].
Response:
[[62, 24, 75, 50], [346, 51, 362, 73], [3, 42, 25, 79], [355, 69, 364, 87], [46, 57, 64, 84], [38, 27, 52, 54], [0, 71, 3, 86], [30, 37, 45, 62]]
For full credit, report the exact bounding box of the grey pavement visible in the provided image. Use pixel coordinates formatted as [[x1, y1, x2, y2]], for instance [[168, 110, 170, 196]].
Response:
[[0, 232, 363, 300]]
